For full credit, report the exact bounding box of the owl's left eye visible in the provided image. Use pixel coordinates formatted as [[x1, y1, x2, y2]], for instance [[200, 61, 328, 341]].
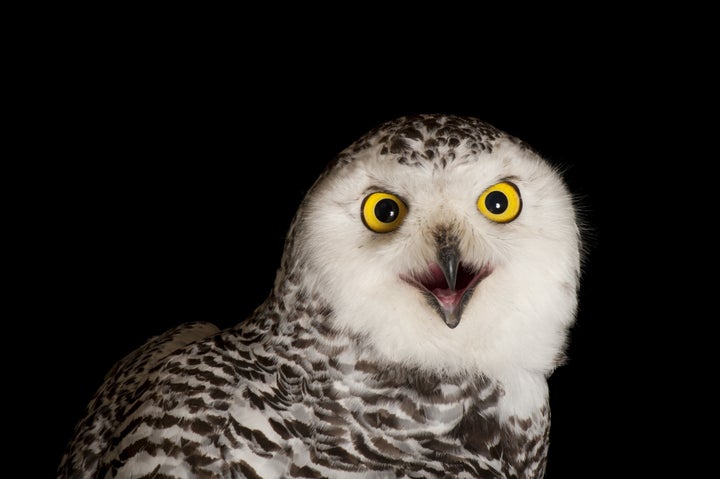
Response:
[[477, 181, 522, 223], [361, 192, 408, 233]]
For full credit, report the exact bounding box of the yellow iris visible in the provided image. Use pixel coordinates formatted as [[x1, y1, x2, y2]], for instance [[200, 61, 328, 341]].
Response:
[[477, 181, 522, 223], [361, 192, 408, 233]]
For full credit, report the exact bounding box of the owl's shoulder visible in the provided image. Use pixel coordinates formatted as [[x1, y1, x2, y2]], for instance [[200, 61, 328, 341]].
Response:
[[57, 321, 274, 478]]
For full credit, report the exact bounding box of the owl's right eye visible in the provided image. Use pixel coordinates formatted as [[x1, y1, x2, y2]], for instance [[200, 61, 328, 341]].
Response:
[[477, 181, 522, 223], [361, 192, 408, 233]]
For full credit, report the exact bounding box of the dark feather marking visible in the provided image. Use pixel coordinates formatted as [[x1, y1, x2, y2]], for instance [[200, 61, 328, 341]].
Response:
[[208, 388, 231, 400], [361, 408, 401, 430], [398, 126, 424, 141], [285, 418, 312, 438], [184, 451, 216, 470], [238, 460, 263, 479], [116, 438, 154, 462], [420, 437, 460, 454], [370, 436, 405, 459], [268, 417, 292, 440], [243, 387, 267, 410], [389, 137, 409, 154], [291, 337, 314, 348], [351, 431, 400, 467], [136, 473, 183, 479], [190, 418, 214, 436], [451, 405, 499, 458], [220, 426, 240, 448], [253, 353, 277, 370], [320, 446, 362, 467], [229, 420, 281, 457], [186, 397, 207, 413], [289, 464, 324, 478], [162, 366, 230, 388], [166, 382, 206, 395], [202, 354, 236, 377]]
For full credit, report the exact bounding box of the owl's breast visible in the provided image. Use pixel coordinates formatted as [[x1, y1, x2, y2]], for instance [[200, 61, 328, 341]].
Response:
[[256, 358, 509, 476], [230, 308, 547, 476]]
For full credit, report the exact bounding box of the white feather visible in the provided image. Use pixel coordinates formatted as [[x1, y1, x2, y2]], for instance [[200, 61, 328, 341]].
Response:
[[293, 135, 581, 418]]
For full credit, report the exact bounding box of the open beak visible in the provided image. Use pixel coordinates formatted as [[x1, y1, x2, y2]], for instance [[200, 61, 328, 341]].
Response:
[[401, 244, 492, 329]]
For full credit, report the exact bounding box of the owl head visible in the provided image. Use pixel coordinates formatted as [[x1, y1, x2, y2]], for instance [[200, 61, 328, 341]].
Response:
[[278, 114, 582, 381]]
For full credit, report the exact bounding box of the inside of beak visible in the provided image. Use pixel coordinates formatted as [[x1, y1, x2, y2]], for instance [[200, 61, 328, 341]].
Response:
[[418, 262, 480, 308]]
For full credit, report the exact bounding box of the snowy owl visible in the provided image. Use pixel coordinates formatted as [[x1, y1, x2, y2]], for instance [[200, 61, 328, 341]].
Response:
[[58, 114, 583, 478]]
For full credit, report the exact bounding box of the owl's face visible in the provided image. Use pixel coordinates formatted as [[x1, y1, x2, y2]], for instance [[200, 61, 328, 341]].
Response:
[[288, 116, 581, 379]]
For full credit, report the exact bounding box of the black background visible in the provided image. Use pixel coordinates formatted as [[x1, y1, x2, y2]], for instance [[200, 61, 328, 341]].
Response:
[[33, 24, 688, 478]]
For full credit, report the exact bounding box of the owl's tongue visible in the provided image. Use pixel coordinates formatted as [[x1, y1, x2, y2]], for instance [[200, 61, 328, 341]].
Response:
[[425, 263, 472, 309], [433, 287, 463, 309]]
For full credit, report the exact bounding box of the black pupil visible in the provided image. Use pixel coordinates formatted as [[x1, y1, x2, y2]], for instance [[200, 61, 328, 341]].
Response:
[[375, 198, 399, 223], [485, 191, 508, 214]]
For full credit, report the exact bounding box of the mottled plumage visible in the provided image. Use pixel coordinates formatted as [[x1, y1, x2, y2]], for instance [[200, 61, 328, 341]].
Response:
[[59, 114, 582, 478]]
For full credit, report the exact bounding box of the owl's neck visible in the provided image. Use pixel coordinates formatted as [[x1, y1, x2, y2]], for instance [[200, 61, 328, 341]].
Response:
[[241, 279, 548, 423]]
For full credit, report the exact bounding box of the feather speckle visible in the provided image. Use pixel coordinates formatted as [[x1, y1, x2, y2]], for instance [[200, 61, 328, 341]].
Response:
[[58, 114, 583, 478]]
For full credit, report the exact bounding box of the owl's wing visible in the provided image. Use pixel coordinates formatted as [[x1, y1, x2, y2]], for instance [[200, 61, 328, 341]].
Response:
[[57, 321, 220, 479]]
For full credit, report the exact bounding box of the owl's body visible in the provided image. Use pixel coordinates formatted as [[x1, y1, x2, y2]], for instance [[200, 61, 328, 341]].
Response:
[[59, 115, 582, 478]]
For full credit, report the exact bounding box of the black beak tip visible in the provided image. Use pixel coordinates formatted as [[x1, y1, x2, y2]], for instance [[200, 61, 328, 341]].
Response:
[[443, 312, 461, 329]]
